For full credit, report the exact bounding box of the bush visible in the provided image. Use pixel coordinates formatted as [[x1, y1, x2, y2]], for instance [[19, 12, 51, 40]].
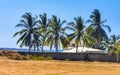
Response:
[[7, 52, 29, 60], [30, 56, 53, 60], [46, 56, 53, 60], [0, 50, 53, 60], [65, 58, 70, 61], [8, 54, 29, 60]]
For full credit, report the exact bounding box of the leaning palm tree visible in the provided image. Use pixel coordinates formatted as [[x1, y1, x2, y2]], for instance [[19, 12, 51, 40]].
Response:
[[38, 13, 49, 52], [67, 17, 91, 53], [13, 12, 40, 53], [45, 15, 68, 52], [86, 9, 111, 49]]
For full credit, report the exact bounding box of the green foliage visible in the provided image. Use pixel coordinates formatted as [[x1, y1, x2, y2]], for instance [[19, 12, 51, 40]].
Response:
[[13, 12, 40, 52], [45, 15, 68, 52], [115, 42, 120, 55], [38, 13, 49, 52], [29, 56, 53, 60], [86, 9, 111, 49], [66, 16, 91, 53], [65, 58, 70, 61], [13, 9, 112, 52], [107, 35, 120, 54]]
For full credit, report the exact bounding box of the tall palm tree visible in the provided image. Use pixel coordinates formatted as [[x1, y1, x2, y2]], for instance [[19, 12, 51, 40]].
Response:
[[45, 15, 68, 52], [38, 13, 49, 52], [67, 17, 91, 53], [86, 9, 111, 49], [13, 12, 40, 53]]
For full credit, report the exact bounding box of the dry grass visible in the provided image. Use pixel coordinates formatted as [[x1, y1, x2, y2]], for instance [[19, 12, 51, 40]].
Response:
[[0, 56, 120, 75]]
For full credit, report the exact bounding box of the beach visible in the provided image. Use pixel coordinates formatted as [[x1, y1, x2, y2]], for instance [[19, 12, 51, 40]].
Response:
[[0, 56, 120, 75]]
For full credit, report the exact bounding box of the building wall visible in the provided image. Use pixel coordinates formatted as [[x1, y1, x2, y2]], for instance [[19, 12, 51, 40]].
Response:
[[19, 52, 118, 62]]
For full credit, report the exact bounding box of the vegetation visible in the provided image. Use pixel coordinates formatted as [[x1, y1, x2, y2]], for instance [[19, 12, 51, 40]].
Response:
[[66, 17, 91, 53], [30, 56, 53, 60], [86, 9, 111, 49], [13, 9, 120, 62], [0, 50, 53, 60], [106, 35, 120, 62], [38, 13, 49, 52], [45, 15, 68, 52], [13, 13, 40, 53]]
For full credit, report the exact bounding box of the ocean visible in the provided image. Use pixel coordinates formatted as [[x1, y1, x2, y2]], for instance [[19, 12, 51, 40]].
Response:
[[0, 48, 63, 52]]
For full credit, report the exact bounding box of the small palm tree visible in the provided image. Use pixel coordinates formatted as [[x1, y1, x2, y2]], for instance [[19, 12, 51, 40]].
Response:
[[115, 41, 120, 63], [67, 17, 91, 53], [13, 12, 39, 53], [108, 35, 120, 54], [86, 9, 111, 49], [46, 15, 68, 52], [38, 13, 49, 52]]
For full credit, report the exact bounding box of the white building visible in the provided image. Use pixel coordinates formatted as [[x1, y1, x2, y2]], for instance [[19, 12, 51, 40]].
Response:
[[63, 47, 104, 53]]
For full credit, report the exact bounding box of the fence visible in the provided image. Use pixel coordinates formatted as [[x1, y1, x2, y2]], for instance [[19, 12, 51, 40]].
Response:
[[19, 52, 118, 62]]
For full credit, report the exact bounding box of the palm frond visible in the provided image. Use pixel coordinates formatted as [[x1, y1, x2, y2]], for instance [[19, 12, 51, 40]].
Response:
[[65, 26, 75, 31], [102, 25, 111, 32]]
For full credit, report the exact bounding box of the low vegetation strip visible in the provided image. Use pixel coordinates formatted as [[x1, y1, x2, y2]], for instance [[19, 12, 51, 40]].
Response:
[[0, 50, 53, 60], [0, 50, 119, 62]]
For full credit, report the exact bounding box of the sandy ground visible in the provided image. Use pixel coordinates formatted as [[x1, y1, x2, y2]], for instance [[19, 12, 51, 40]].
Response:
[[0, 56, 120, 75]]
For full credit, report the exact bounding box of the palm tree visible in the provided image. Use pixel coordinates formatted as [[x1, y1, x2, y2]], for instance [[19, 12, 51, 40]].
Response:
[[105, 35, 120, 63], [45, 15, 68, 52], [38, 13, 49, 52], [86, 9, 111, 49], [115, 41, 120, 63], [66, 17, 91, 53], [114, 41, 120, 63], [84, 26, 95, 47], [13, 12, 40, 53], [108, 35, 120, 54]]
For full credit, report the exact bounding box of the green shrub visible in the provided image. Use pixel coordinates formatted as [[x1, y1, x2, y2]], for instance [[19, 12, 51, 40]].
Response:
[[65, 58, 70, 61], [0, 50, 53, 60], [30, 56, 53, 60], [46, 56, 53, 60]]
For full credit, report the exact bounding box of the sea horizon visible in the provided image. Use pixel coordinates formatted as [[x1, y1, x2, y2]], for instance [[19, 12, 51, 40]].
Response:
[[0, 47, 63, 52]]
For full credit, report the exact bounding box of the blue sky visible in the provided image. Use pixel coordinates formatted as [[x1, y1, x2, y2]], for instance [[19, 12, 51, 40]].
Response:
[[0, 0, 120, 48]]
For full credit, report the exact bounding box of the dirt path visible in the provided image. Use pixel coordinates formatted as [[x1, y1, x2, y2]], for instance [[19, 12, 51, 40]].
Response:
[[0, 57, 120, 75]]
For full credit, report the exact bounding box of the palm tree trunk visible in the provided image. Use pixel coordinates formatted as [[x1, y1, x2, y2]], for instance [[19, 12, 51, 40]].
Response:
[[56, 42, 58, 53], [42, 32, 45, 52], [76, 44, 78, 53], [117, 54, 119, 63], [34, 45, 36, 51], [41, 44, 43, 52], [56, 46, 58, 52], [37, 47, 39, 51], [29, 47, 31, 54]]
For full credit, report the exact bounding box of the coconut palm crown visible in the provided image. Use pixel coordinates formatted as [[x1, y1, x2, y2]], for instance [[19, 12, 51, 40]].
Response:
[[66, 17, 91, 53], [86, 9, 111, 49], [13, 12, 40, 52], [38, 13, 49, 52], [45, 15, 68, 52]]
